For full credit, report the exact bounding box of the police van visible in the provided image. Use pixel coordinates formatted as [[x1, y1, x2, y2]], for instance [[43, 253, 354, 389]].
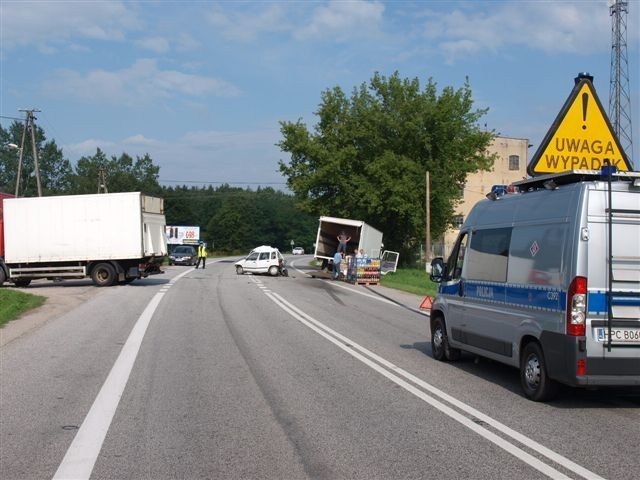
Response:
[[429, 167, 640, 401]]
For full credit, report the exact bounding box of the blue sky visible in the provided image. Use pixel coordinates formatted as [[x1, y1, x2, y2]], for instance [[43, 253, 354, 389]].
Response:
[[1, 1, 638, 188]]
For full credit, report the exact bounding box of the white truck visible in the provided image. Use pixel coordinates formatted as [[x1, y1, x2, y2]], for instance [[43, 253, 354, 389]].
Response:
[[314, 216, 384, 260], [0, 192, 167, 287]]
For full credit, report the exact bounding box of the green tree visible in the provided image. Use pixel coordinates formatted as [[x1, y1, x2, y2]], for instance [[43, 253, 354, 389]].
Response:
[[201, 186, 317, 253], [69, 149, 161, 195], [0, 121, 73, 196], [278, 71, 495, 261]]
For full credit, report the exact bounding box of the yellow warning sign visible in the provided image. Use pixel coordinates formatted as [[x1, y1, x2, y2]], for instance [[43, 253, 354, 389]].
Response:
[[528, 75, 632, 175]]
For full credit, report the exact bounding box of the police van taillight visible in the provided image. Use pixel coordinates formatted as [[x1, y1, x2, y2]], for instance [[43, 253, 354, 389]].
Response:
[[567, 276, 587, 336]]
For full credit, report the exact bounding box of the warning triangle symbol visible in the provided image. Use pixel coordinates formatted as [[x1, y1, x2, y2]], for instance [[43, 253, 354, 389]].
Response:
[[528, 75, 632, 176], [419, 296, 433, 310]]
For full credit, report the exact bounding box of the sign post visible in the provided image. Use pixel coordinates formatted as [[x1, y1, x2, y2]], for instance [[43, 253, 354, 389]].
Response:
[[528, 73, 632, 176]]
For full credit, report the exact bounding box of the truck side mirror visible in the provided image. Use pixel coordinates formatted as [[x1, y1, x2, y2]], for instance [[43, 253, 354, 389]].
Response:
[[429, 257, 445, 283]]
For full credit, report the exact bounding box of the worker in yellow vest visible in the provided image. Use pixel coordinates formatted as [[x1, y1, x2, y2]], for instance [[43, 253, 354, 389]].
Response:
[[195, 242, 207, 269]]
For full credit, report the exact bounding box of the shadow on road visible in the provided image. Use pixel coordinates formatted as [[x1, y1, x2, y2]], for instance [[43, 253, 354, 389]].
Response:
[[402, 339, 640, 407]]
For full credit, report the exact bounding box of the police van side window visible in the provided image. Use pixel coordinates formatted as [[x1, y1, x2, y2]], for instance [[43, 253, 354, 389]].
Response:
[[466, 228, 512, 282], [507, 224, 566, 286], [446, 233, 468, 280]]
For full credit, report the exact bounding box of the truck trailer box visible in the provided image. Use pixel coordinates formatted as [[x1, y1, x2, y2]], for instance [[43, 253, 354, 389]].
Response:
[[314, 216, 383, 260], [3, 192, 166, 263]]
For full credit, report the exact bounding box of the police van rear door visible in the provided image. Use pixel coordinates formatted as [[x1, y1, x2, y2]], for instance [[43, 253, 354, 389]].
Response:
[[586, 183, 640, 364]]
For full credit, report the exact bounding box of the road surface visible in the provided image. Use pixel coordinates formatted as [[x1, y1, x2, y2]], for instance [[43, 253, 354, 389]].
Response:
[[1, 256, 638, 479]]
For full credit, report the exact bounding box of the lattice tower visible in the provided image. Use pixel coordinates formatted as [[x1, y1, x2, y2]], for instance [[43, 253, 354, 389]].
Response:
[[608, 0, 634, 168]]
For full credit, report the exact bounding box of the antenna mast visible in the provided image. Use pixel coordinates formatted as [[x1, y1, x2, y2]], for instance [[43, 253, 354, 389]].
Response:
[[608, 0, 634, 169]]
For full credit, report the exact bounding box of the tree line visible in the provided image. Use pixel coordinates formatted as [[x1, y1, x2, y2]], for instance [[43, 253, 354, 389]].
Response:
[[1, 72, 495, 263], [0, 123, 317, 254]]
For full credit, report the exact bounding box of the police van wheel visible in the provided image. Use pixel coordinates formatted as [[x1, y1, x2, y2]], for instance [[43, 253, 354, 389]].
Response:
[[236, 266, 244, 275], [520, 342, 558, 402], [268, 266, 279, 276], [431, 317, 460, 361]]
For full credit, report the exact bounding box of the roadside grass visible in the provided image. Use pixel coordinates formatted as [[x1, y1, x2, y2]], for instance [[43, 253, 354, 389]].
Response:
[[380, 268, 438, 297], [0, 289, 46, 328]]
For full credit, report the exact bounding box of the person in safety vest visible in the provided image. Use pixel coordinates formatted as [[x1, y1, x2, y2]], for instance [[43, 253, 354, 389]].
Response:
[[195, 242, 207, 269]]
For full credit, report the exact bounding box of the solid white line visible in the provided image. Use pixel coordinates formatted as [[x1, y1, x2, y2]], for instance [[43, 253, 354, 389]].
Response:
[[264, 291, 603, 480], [52, 268, 192, 480], [273, 293, 604, 480]]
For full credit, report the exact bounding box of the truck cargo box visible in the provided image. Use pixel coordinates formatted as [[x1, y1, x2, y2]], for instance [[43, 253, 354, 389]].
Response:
[[314, 216, 383, 260], [3, 192, 166, 263]]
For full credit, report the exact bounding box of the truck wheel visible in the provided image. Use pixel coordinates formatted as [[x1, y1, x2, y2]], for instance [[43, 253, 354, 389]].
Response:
[[0, 268, 6, 286], [13, 278, 32, 288], [431, 317, 460, 361], [92, 263, 116, 287], [520, 342, 558, 402], [236, 266, 244, 275], [268, 265, 279, 276]]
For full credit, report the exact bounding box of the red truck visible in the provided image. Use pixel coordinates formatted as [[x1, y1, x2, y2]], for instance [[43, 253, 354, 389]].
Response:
[[0, 192, 14, 261]]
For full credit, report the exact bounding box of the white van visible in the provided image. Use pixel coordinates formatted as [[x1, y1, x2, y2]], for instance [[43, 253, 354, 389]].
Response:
[[429, 168, 640, 401]]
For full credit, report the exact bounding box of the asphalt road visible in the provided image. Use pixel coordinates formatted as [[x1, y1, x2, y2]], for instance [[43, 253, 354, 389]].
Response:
[[1, 256, 638, 480]]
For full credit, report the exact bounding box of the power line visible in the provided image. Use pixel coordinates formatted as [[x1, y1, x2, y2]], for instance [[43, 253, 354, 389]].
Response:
[[0, 114, 24, 121], [159, 179, 287, 185]]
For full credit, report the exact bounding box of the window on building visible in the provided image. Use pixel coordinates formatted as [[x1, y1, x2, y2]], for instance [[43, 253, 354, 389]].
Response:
[[509, 155, 520, 170]]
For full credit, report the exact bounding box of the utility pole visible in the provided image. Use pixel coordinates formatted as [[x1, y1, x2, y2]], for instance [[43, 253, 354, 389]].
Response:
[[17, 109, 43, 197], [97, 166, 109, 193], [15, 114, 28, 197], [425, 171, 431, 264], [609, 0, 633, 168]]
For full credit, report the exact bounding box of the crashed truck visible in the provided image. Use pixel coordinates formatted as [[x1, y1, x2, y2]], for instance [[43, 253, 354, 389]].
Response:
[[313, 216, 398, 274]]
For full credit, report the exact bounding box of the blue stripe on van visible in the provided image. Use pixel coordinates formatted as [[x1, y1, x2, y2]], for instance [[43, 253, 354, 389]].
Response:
[[439, 280, 566, 312], [588, 291, 640, 314]]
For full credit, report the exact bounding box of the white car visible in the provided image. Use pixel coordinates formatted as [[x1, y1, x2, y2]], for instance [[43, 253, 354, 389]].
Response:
[[292, 247, 304, 255], [235, 245, 286, 276]]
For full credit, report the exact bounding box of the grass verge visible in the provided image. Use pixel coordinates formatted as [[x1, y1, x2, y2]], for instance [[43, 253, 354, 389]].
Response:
[[0, 289, 46, 328], [380, 268, 438, 297]]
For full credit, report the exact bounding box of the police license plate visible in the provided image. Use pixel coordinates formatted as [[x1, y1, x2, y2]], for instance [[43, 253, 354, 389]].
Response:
[[596, 327, 640, 343]]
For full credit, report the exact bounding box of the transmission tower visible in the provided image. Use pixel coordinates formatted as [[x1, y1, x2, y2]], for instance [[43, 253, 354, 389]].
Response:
[[608, 0, 634, 169]]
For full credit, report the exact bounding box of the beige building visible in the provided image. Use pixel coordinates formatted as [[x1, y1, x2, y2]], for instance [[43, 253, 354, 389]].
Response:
[[438, 135, 529, 257]]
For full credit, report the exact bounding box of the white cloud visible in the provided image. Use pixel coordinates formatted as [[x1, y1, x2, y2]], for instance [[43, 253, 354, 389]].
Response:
[[122, 134, 158, 146], [135, 36, 170, 54], [176, 33, 201, 52], [65, 129, 285, 186], [1, 1, 139, 51], [207, 1, 385, 43], [64, 139, 116, 158], [294, 0, 385, 41], [423, 2, 612, 63], [207, 4, 290, 42], [180, 129, 278, 150], [44, 59, 242, 105]]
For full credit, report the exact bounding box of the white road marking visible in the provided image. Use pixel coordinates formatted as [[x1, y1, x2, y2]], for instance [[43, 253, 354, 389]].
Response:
[[261, 289, 604, 480], [52, 268, 193, 480]]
